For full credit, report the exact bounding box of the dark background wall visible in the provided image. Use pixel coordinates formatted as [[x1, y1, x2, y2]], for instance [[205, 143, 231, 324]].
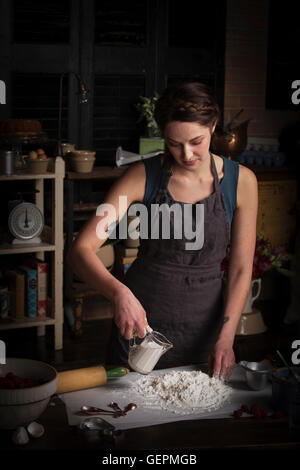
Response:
[[0, 0, 299, 166], [0, 0, 226, 166], [224, 0, 300, 139]]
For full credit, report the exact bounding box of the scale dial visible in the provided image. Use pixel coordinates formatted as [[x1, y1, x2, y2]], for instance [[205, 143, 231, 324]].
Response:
[[8, 202, 44, 240]]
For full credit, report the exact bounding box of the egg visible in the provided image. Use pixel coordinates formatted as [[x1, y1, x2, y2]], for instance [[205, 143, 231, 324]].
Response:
[[12, 426, 30, 445], [29, 150, 38, 160], [37, 148, 45, 155], [27, 421, 44, 438]]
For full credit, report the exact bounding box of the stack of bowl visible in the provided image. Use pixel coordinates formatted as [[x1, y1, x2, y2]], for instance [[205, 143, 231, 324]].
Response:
[[0, 358, 57, 430], [70, 150, 96, 173], [27, 158, 50, 174]]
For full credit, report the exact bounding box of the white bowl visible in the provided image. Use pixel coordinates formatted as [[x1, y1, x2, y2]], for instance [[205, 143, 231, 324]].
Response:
[[27, 158, 50, 174], [70, 150, 96, 159], [70, 157, 96, 173], [0, 358, 57, 429]]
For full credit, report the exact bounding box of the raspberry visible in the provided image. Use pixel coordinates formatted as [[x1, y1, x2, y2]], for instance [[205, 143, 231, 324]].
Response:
[[5, 372, 16, 380], [0, 371, 43, 389], [11, 375, 24, 387], [250, 403, 260, 414], [241, 404, 249, 413], [233, 409, 243, 419], [0, 378, 15, 389], [265, 354, 274, 363], [261, 409, 268, 418]]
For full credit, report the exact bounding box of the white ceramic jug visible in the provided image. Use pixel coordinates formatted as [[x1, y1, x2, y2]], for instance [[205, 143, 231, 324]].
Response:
[[242, 278, 262, 313]]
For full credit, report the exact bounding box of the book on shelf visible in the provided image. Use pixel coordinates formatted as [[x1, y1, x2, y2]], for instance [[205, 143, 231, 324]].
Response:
[[121, 256, 137, 265], [23, 256, 48, 318], [3, 268, 25, 319], [18, 265, 37, 318]]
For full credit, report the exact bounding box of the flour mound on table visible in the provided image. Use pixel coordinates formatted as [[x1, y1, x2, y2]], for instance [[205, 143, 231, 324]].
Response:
[[131, 370, 232, 414]]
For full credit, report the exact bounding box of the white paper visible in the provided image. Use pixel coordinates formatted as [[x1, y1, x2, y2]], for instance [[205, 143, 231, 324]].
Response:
[[58, 364, 272, 430]]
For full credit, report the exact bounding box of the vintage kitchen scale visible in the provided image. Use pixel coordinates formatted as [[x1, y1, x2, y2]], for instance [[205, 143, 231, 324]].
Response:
[[7, 191, 44, 245]]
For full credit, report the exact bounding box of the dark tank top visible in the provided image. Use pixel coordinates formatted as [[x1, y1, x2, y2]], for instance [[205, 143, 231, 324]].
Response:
[[142, 155, 239, 225]]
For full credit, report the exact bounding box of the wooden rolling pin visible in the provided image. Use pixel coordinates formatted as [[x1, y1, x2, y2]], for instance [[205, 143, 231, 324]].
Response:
[[56, 365, 129, 393]]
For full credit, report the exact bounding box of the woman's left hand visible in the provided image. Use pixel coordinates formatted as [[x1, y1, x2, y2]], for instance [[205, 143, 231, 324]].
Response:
[[208, 337, 235, 382]]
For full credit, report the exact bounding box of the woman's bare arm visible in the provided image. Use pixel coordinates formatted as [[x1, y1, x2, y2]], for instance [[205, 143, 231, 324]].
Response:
[[209, 165, 258, 379], [66, 161, 147, 339]]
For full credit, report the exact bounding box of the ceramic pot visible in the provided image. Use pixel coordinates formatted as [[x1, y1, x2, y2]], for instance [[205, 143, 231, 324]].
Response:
[[70, 153, 96, 173], [27, 158, 50, 174], [236, 278, 267, 335], [243, 278, 261, 313]]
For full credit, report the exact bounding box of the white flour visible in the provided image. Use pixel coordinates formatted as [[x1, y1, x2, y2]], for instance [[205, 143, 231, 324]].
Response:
[[129, 370, 232, 415]]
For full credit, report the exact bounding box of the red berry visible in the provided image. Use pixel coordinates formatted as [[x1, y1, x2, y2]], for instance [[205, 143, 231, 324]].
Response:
[[261, 409, 268, 418], [11, 375, 24, 387], [265, 354, 274, 363], [241, 404, 249, 413], [6, 372, 16, 380], [1, 378, 15, 389], [250, 403, 260, 414], [233, 409, 243, 419], [0, 371, 43, 389]]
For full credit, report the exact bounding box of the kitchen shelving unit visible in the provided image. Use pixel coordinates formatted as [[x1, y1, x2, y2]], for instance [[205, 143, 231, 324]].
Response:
[[0, 156, 65, 350], [63, 165, 125, 335]]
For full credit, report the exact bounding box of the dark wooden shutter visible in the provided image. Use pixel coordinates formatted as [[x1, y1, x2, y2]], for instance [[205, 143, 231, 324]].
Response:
[[93, 74, 145, 165], [94, 0, 147, 47], [12, 72, 67, 145], [13, 0, 70, 44]]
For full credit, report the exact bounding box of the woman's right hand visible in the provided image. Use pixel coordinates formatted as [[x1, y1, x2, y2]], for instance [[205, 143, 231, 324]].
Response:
[[112, 285, 148, 340]]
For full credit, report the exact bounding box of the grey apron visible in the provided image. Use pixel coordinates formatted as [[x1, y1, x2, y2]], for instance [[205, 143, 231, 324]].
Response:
[[106, 152, 230, 368]]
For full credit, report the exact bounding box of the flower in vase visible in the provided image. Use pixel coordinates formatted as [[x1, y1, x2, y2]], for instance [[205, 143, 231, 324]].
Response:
[[221, 232, 293, 280]]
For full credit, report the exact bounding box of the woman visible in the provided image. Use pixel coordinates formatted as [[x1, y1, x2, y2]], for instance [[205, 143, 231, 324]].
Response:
[[66, 82, 258, 381]]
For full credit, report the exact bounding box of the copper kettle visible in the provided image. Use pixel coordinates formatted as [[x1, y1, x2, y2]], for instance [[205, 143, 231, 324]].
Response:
[[212, 109, 251, 159]]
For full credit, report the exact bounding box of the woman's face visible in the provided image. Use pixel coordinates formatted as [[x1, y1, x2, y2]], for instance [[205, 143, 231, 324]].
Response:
[[164, 121, 216, 170]]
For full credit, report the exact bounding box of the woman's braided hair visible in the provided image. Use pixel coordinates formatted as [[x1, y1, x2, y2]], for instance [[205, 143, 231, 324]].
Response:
[[154, 81, 220, 133], [154, 81, 220, 172]]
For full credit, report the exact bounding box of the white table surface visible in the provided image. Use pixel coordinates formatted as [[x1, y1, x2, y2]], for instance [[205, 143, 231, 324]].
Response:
[[59, 364, 273, 431]]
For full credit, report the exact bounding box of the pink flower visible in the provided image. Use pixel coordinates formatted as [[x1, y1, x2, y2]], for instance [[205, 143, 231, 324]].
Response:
[[221, 235, 290, 280]]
